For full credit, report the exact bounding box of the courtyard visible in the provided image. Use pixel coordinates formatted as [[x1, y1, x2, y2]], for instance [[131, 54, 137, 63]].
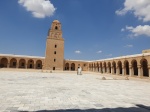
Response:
[[0, 70, 150, 112]]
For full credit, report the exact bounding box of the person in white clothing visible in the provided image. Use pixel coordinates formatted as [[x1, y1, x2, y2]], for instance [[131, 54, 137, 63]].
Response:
[[77, 67, 82, 75]]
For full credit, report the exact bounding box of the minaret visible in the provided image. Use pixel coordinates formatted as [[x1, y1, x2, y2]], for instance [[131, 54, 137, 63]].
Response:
[[44, 20, 64, 71]]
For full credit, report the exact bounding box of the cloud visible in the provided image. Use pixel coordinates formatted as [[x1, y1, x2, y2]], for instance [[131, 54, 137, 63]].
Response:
[[106, 54, 112, 57], [75, 50, 81, 54], [125, 25, 150, 37], [121, 28, 125, 32], [124, 44, 133, 48], [18, 0, 56, 18], [116, 0, 150, 22], [96, 50, 102, 54]]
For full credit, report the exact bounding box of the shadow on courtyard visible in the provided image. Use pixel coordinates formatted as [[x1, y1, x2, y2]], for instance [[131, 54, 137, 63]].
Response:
[[19, 104, 150, 112]]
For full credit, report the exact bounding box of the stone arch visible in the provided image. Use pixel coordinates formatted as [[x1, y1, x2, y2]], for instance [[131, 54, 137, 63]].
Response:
[[118, 61, 122, 75], [0, 58, 8, 68], [19, 59, 26, 68], [108, 62, 111, 73], [10, 58, 17, 68], [124, 60, 129, 75], [65, 63, 69, 70], [71, 63, 75, 71], [112, 61, 116, 74], [92, 63, 94, 71], [97, 63, 99, 72], [55, 26, 58, 30], [36, 60, 42, 69], [103, 62, 107, 73], [89, 64, 92, 71], [100, 62, 102, 72], [94, 63, 96, 72], [140, 59, 149, 77], [132, 59, 138, 76], [27, 59, 34, 69]]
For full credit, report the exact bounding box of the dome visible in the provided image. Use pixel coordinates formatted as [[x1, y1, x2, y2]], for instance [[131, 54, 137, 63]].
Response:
[[53, 20, 60, 23]]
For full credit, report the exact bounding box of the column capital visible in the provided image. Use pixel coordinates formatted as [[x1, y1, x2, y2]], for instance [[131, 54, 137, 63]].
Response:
[[116, 66, 119, 69], [137, 65, 141, 68], [129, 65, 132, 69], [122, 64, 125, 68]]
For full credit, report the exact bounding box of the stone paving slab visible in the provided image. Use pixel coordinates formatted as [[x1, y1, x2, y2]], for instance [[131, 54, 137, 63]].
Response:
[[0, 71, 150, 112]]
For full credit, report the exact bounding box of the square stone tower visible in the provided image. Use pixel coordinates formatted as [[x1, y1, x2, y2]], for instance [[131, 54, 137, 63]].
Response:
[[44, 20, 64, 71]]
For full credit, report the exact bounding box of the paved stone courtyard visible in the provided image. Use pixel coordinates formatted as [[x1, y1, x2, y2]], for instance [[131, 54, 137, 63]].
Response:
[[0, 71, 150, 112]]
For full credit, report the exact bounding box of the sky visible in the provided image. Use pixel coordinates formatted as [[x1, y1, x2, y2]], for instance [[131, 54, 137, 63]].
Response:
[[0, 0, 150, 60]]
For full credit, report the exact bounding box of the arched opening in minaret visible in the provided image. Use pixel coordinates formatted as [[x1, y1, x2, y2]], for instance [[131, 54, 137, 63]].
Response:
[[55, 26, 58, 30], [55, 44, 57, 48]]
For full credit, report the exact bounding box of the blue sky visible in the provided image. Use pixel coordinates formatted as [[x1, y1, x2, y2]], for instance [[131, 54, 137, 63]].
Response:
[[0, 0, 150, 60]]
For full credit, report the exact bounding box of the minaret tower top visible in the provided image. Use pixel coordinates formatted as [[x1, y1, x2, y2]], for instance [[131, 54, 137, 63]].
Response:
[[51, 20, 61, 30], [47, 20, 63, 40]]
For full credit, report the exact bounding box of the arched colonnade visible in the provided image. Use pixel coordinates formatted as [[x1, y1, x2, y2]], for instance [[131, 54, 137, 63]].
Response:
[[89, 57, 150, 77], [0, 57, 43, 69], [64, 61, 88, 71]]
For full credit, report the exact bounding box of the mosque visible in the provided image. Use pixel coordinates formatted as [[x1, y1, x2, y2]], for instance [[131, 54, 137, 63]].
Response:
[[0, 20, 150, 78]]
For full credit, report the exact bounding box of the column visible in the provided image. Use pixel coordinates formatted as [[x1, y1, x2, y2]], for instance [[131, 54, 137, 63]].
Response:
[[138, 65, 142, 78], [122, 65, 125, 76], [124, 66, 126, 76], [16, 62, 19, 68], [116, 66, 119, 75], [103, 67, 105, 73], [96, 67, 98, 72], [34, 64, 36, 69], [95, 67, 97, 72], [111, 66, 113, 74], [148, 65, 150, 78], [98, 67, 100, 72], [25, 64, 28, 69], [97, 67, 99, 72], [107, 67, 109, 74], [99, 67, 102, 73], [93, 67, 94, 72], [7, 63, 10, 68], [129, 65, 133, 77]]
